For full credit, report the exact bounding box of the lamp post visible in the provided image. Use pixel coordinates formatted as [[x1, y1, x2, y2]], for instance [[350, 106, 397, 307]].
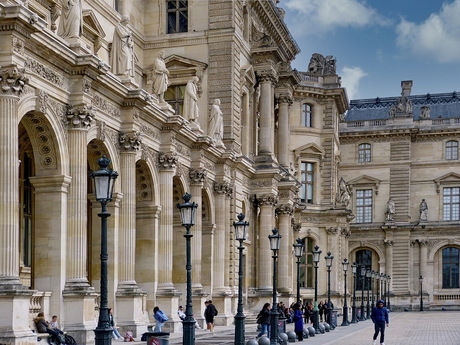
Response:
[[233, 214, 249, 345], [268, 228, 281, 345], [383, 275, 388, 307], [365, 269, 371, 319], [312, 245, 322, 333], [419, 275, 424, 312], [325, 252, 334, 329], [351, 262, 358, 324], [359, 266, 366, 321], [177, 193, 198, 345], [387, 276, 391, 311], [341, 259, 350, 326], [293, 238, 304, 305], [371, 271, 376, 307], [380, 273, 384, 302], [91, 156, 118, 345]]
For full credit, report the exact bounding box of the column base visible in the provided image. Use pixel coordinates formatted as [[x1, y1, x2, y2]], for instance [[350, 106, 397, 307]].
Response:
[[155, 294, 182, 333], [192, 293, 209, 329], [62, 287, 98, 345], [116, 289, 149, 337], [211, 294, 234, 326]]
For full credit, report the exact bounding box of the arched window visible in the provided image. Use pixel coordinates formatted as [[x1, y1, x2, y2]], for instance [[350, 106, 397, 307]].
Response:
[[358, 143, 371, 162], [355, 249, 372, 290], [446, 140, 459, 160], [301, 103, 312, 127], [167, 0, 188, 34], [442, 247, 460, 289]]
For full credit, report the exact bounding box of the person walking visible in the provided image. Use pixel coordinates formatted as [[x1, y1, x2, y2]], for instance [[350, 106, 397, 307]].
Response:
[[204, 300, 218, 332], [293, 303, 304, 341], [318, 301, 324, 322], [153, 306, 169, 332], [256, 303, 271, 340], [371, 299, 389, 345]]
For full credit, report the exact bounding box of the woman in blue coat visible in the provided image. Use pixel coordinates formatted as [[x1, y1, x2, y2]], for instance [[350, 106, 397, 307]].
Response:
[[293, 303, 304, 341]]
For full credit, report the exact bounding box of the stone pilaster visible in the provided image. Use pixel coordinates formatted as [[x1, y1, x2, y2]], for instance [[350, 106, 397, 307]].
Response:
[[256, 194, 278, 292], [277, 95, 292, 168], [384, 239, 394, 287], [276, 204, 294, 293], [0, 66, 36, 345], [257, 73, 277, 155], [65, 104, 94, 289], [418, 239, 428, 292]]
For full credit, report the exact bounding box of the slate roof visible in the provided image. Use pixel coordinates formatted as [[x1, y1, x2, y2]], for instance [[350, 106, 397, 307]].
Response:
[[346, 92, 460, 122]]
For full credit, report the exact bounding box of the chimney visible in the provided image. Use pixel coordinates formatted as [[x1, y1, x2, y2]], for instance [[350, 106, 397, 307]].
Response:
[[401, 80, 413, 97]]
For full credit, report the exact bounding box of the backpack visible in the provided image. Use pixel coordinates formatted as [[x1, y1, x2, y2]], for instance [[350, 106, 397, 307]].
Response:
[[214, 307, 218, 316], [157, 310, 169, 323]]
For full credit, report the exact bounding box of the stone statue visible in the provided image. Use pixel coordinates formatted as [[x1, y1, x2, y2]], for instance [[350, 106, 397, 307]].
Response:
[[419, 106, 431, 119], [184, 76, 199, 121], [209, 99, 225, 148], [308, 53, 336, 76], [336, 177, 351, 207], [57, 0, 82, 39], [152, 50, 169, 103], [111, 16, 135, 77], [385, 198, 395, 221], [419, 199, 428, 221]]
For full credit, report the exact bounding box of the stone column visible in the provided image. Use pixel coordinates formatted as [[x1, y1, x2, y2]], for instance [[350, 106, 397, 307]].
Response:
[[0, 66, 36, 345], [258, 73, 276, 155], [65, 104, 94, 289], [276, 204, 294, 293], [418, 239, 428, 291], [384, 239, 394, 288], [277, 95, 292, 168], [257, 194, 277, 292]]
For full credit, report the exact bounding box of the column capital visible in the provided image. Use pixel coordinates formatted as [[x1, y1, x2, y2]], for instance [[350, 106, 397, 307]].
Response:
[[213, 181, 233, 196], [253, 193, 278, 207], [276, 94, 293, 105], [0, 65, 28, 97], [326, 227, 339, 235], [383, 239, 394, 246], [189, 168, 206, 184], [257, 71, 278, 84], [119, 131, 142, 152], [275, 203, 294, 215], [66, 104, 94, 129], [158, 151, 177, 170], [417, 239, 428, 246]]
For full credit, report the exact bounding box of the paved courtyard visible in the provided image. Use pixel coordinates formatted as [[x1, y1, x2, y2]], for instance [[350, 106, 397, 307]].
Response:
[[148, 311, 460, 345]]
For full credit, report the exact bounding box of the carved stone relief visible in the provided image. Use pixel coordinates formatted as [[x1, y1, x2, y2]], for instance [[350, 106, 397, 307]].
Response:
[[92, 95, 121, 118], [189, 168, 207, 184], [66, 104, 94, 129], [158, 152, 177, 170], [119, 131, 142, 152], [0, 66, 28, 96], [24, 58, 66, 90]]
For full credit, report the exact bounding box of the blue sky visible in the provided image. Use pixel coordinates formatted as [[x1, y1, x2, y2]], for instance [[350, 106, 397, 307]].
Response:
[[281, 0, 460, 101]]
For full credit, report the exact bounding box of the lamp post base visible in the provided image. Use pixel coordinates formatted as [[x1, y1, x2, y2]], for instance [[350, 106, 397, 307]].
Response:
[[94, 328, 113, 345]]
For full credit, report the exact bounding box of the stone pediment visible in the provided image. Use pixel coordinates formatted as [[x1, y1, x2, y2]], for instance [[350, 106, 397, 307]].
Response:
[[347, 175, 381, 194], [164, 55, 207, 72], [434, 172, 460, 194], [82, 10, 106, 54], [294, 143, 325, 158]]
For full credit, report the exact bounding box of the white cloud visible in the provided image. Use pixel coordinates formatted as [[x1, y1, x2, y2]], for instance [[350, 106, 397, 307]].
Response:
[[283, 0, 388, 33], [340, 66, 367, 101], [396, 0, 460, 63]]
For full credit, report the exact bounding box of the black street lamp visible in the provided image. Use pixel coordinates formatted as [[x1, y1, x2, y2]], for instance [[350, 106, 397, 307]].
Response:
[[387, 276, 392, 311], [341, 259, 350, 326], [359, 266, 366, 321], [312, 245, 322, 333], [293, 238, 304, 305], [419, 275, 424, 312], [233, 214, 249, 345], [351, 262, 358, 324], [371, 271, 376, 307], [380, 273, 384, 302], [177, 193, 198, 345], [268, 229, 281, 345], [325, 252, 334, 329], [383, 275, 388, 307], [91, 156, 118, 345], [365, 269, 371, 319]]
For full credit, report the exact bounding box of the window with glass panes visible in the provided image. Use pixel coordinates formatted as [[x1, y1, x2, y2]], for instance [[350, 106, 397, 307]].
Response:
[[301, 104, 312, 127], [442, 247, 459, 289], [355, 249, 372, 290], [301, 238, 314, 288], [358, 143, 371, 162], [356, 189, 372, 223], [446, 140, 459, 160], [167, 0, 188, 34], [300, 162, 314, 203], [443, 187, 460, 221], [164, 84, 186, 115]]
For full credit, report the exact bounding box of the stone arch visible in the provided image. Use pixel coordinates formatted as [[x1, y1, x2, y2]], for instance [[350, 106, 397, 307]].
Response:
[[349, 244, 384, 274], [136, 160, 156, 204], [428, 240, 460, 262]]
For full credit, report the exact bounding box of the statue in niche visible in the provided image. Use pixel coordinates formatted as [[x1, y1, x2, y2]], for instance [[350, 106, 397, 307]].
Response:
[[385, 198, 395, 221], [419, 106, 431, 119], [184, 76, 200, 122], [336, 177, 351, 207], [57, 0, 82, 39], [111, 16, 135, 77], [209, 99, 225, 148], [419, 199, 428, 221], [152, 50, 169, 103]]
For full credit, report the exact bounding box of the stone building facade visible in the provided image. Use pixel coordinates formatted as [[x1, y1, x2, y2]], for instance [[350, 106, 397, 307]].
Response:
[[340, 80, 460, 311]]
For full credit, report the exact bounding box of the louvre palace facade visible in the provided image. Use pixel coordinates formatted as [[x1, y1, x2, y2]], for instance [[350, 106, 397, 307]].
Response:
[[0, 0, 459, 344]]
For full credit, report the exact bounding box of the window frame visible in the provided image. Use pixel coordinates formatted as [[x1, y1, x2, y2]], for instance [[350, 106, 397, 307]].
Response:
[[300, 162, 314, 204], [301, 103, 313, 128], [355, 189, 373, 223], [443, 187, 460, 221], [445, 140, 459, 160], [166, 0, 188, 34], [355, 249, 372, 290], [442, 247, 460, 289], [358, 143, 372, 163], [164, 84, 186, 115]]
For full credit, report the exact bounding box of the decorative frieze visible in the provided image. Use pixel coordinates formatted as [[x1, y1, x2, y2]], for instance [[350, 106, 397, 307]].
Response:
[[158, 152, 177, 169], [92, 95, 121, 118], [0, 66, 28, 96], [119, 131, 142, 152], [66, 104, 94, 129], [139, 124, 160, 141], [189, 168, 207, 184], [24, 58, 65, 89]]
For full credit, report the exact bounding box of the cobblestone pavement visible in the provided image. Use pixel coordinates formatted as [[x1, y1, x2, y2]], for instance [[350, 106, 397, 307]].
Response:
[[139, 311, 460, 345]]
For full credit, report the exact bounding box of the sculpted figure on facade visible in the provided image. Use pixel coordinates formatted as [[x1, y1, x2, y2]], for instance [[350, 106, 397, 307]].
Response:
[[209, 99, 225, 148], [57, 0, 82, 39], [385, 198, 395, 221], [389, 93, 413, 117], [184, 76, 200, 122], [111, 16, 135, 77], [419, 106, 431, 119], [336, 177, 351, 207], [308, 53, 336, 76], [419, 199, 428, 221], [152, 50, 169, 103]]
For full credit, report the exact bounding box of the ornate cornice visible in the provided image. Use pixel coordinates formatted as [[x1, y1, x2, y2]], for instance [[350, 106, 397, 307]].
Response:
[[158, 152, 177, 170], [66, 104, 94, 129], [119, 131, 142, 152], [0, 65, 28, 97]]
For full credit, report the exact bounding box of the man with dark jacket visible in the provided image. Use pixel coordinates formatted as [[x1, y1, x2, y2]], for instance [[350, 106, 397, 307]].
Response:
[[371, 300, 389, 345], [204, 300, 218, 332]]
